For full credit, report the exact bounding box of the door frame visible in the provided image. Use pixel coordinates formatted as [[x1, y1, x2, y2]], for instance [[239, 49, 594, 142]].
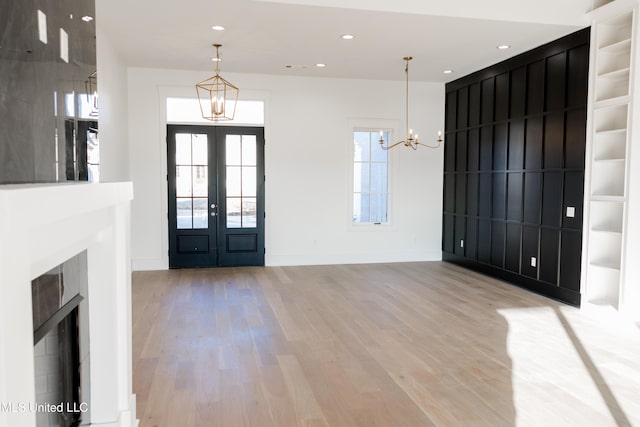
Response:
[[156, 87, 269, 271], [166, 124, 265, 268]]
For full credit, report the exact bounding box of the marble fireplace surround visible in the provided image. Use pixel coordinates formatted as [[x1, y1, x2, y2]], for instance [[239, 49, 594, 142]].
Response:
[[0, 182, 137, 427]]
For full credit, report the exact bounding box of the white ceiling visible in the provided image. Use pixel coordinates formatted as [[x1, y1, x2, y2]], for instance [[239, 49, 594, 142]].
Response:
[[96, 0, 595, 82]]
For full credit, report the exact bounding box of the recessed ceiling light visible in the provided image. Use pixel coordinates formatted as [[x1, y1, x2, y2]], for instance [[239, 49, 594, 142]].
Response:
[[443, 70, 453, 74], [210, 57, 221, 62], [81, 15, 93, 22], [497, 44, 511, 50], [316, 63, 326, 68], [341, 34, 355, 40], [211, 25, 225, 31]]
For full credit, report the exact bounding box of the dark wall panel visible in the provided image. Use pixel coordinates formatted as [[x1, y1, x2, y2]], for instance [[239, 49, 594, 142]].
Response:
[[505, 223, 521, 273], [521, 226, 539, 279], [523, 172, 542, 224], [560, 231, 582, 291], [466, 217, 478, 259], [446, 91, 457, 130], [481, 78, 495, 124], [507, 173, 523, 221], [456, 132, 467, 171], [493, 124, 508, 170], [479, 173, 492, 218], [455, 174, 466, 215], [509, 120, 525, 170], [546, 52, 567, 111], [493, 173, 506, 219], [544, 113, 565, 169], [455, 216, 466, 256], [442, 28, 589, 306], [566, 108, 587, 169], [443, 215, 454, 253], [469, 83, 481, 127], [480, 126, 494, 171], [467, 174, 479, 216], [567, 45, 589, 108], [445, 133, 456, 172], [444, 174, 455, 213], [527, 60, 545, 115], [525, 117, 544, 170], [468, 129, 480, 171], [563, 172, 584, 229], [539, 229, 559, 285], [510, 67, 526, 118], [491, 221, 505, 268], [542, 172, 563, 227], [478, 219, 491, 264], [495, 73, 510, 122], [458, 88, 469, 129]]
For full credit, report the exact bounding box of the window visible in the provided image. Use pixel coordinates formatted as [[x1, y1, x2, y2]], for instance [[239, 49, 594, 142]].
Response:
[[353, 129, 389, 223]]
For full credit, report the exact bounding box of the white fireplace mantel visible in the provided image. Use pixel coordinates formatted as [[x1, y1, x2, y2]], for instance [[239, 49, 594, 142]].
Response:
[[0, 182, 137, 427]]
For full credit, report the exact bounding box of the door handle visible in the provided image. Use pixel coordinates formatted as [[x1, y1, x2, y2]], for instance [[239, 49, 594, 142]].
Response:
[[210, 212, 217, 217]]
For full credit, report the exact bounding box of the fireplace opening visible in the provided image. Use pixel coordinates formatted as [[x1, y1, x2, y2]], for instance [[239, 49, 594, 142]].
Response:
[[31, 252, 88, 427]]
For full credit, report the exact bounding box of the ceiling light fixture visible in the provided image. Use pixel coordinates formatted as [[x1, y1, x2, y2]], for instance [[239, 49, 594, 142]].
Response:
[[379, 56, 443, 150], [443, 70, 453, 74], [316, 63, 326, 68], [341, 34, 355, 40], [497, 44, 511, 50], [195, 44, 238, 121], [211, 25, 225, 31], [81, 15, 93, 22]]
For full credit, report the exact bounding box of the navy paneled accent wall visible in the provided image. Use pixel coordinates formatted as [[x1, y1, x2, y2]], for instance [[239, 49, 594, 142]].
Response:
[[0, 0, 96, 184], [442, 28, 590, 306]]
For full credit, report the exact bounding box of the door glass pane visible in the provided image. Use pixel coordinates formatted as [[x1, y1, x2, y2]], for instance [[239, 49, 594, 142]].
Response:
[[242, 167, 256, 196], [175, 134, 191, 165], [176, 198, 192, 229], [174, 132, 209, 230], [227, 198, 242, 228], [242, 135, 257, 165], [243, 198, 257, 227], [192, 134, 208, 165], [226, 135, 241, 165], [193, 166, 207, 197], [227, 166, 242, 197], [192, 198, 208, 229], [176, 166, 192, 197]]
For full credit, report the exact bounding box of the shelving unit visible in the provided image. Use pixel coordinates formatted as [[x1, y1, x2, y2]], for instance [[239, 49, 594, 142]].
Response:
[[583, 1, 636, 312]]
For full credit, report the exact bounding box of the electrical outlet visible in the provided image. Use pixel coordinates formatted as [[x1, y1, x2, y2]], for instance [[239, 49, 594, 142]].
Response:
[[566, 206, 575, 218], [531, 257, 537, 267]]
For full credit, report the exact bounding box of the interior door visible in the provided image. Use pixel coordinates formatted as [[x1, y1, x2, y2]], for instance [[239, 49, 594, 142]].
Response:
[[167, 125, 264, 268]]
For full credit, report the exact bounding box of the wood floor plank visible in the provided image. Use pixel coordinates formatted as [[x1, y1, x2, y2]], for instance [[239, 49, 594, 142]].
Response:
[[132, 262, 640, 427]]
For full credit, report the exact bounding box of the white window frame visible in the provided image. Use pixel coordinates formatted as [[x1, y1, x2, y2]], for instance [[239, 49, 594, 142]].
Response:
[[348, 119, 399, 230]]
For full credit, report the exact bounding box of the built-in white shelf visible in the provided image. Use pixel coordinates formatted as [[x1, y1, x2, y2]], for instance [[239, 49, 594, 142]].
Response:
[[590, 200, 625, 233], [591, 160, 626, 197], [593, 129, 627, 160], [584, 5, 635, 313]]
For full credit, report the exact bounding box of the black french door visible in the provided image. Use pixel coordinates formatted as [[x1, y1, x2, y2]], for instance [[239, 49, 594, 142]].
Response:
[[167, 125, 265, 268]]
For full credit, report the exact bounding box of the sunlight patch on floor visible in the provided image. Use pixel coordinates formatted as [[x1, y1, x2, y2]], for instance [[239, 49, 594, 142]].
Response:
[[498, 306, 640, 426]]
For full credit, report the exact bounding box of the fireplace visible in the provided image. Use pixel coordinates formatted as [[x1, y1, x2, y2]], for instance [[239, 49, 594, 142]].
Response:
[[0, 182, 137, 427], [32, 253, 86, 427]]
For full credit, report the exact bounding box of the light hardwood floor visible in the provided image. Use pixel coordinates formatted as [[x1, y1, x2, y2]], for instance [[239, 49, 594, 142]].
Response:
[[132, 262, 640, 426]]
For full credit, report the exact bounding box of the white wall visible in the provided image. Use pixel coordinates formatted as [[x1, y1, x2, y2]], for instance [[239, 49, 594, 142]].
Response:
[[127, 68, 445, 269], [95, 10, 130, 182]]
